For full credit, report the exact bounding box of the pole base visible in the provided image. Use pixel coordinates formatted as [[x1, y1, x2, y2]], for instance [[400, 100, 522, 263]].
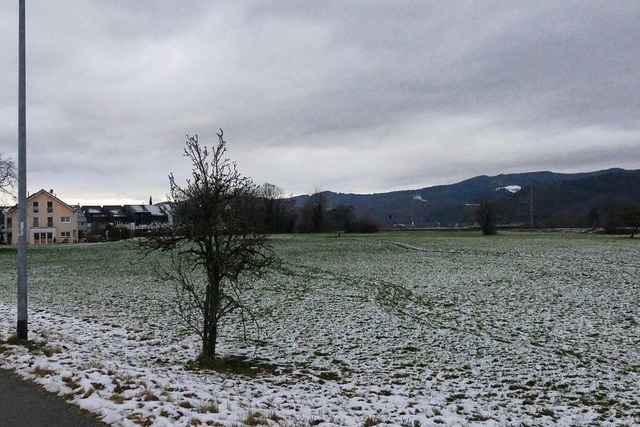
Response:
[[17, 319, 28, 340]]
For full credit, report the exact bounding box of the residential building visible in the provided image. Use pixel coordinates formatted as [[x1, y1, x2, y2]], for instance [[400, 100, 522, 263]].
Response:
[[0, 208, 7, 244], [79, 202, 172, 237], [124, 204, 169, 229], [81, 205, 108, 234], [104, 205, 129, 227], [74, 207, 88, 238], [4, 189, 79, 244]]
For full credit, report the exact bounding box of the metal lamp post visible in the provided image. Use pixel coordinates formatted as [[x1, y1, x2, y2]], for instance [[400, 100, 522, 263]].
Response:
[[17, 0, 28, 340]]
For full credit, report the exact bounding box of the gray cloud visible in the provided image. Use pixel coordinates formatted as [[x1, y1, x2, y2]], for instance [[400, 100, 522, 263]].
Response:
[[0, 1, 638, 203]]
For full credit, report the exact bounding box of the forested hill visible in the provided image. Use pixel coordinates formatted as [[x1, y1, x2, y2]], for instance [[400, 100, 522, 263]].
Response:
[[291, 168, 640, 228]]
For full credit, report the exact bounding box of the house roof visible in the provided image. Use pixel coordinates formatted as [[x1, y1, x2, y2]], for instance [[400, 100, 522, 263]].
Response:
[[104, 205, 128, 217], [145, 205, 165, 216], [5, 189, 75, 214], [125, 205, 148, 213], [154, 202, 173, 215], [124, 204, 167, 216], [85, 207, 105, 214]]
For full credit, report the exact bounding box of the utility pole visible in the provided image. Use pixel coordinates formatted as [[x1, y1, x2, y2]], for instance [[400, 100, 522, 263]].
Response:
[[529, 180, 535, 229], [17, 0, 28, 340], [410, 195, 415, 227]]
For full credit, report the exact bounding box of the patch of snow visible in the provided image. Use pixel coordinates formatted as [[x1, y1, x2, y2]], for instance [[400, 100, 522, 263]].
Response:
[[495, 185, 522, 193], [1, 235, 639, 425]]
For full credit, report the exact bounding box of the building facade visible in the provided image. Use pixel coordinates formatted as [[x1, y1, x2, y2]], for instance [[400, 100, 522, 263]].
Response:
[[4, 189, 80, 244]]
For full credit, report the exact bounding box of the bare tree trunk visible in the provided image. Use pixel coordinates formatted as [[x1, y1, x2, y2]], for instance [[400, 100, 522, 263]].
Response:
[[201, 262, 220, 362], [203, 284, 218, 361], [205, 316, 217, 360], [202, 283, 211, 360]]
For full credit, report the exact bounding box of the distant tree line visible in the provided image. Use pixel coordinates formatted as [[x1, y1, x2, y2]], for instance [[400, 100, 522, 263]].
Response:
[[169, 173, 640, 237], [252, 187, 379, 235], [87, 184, 381, 242], [473, 195, 640, 238]]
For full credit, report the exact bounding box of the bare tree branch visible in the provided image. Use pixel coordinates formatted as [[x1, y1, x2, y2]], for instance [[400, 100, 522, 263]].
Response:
[[139, 130, 280, 363], [0, 154, 17, 197]]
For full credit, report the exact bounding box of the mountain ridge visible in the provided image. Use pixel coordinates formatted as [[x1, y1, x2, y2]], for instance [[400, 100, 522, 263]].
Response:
[[291, 168, 639, 227]]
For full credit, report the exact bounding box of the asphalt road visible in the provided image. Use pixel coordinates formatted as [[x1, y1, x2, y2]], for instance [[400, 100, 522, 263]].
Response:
[[0, 369, 107, 427]]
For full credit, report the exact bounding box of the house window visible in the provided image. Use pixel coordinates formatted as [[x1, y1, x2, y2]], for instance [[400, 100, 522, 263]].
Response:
[[47, 217, 54, 227], [61, 216, 70, 223], [33, 217, 39, 227], [6, 218, 12, 228], [33, 201, 39, 213], [47, 201, 53, 213], [60, 231, 71, 239]]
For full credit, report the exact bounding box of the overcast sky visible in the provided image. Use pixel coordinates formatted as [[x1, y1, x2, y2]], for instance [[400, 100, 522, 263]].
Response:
[[1, 1, 638, 205]]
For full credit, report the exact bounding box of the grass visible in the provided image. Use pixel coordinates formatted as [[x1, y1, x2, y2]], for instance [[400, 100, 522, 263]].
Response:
[[110, 393, 125, 404], [33, 365, 56, 377], [538, 408, 556, 417], [316, 370, 341, 381], [197, 400, 220, 414], [0, 333, 63, 357], [0, 246, 17, 255], [187, 354, 283, 378], [62, 375, 81, 390], [241, 411, 264, 426], [1, 232, 638, 425], [363, 416, 384, 426], [138, 389, 160, 402], [4, 334, 47, 352]]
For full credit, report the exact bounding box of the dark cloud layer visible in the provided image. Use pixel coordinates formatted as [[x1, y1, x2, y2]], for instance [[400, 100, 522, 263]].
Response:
[[1, 1, 638, 204]]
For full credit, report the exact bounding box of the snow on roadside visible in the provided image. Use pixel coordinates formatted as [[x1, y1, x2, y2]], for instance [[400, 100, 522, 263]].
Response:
[[0, 302, 450, 426]]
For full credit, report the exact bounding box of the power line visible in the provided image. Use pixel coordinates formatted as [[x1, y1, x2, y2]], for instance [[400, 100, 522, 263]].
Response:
[[529, 180, 535, 229]]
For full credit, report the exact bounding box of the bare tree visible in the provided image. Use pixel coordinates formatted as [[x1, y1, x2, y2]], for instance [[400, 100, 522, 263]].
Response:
[[475, 199, 497, 235], [141, 130, 279, 363], [619, 205, 640, 238], [257, 183, 296, 233], [310, 191, 326, 232], [258, 182, 284, 233], [0, 154, 17, 200], [297, 190, 327, 233], [328, 204, 354, 236], [259, 182, 284, 200]]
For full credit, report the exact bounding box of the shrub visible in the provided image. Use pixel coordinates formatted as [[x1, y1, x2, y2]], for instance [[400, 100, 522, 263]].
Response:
[[354, 219, 379, 233], [107, 226, 131, 242]]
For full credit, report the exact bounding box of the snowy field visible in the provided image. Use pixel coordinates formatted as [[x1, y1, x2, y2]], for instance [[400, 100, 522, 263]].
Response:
[[1, 232, 639, 426]]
